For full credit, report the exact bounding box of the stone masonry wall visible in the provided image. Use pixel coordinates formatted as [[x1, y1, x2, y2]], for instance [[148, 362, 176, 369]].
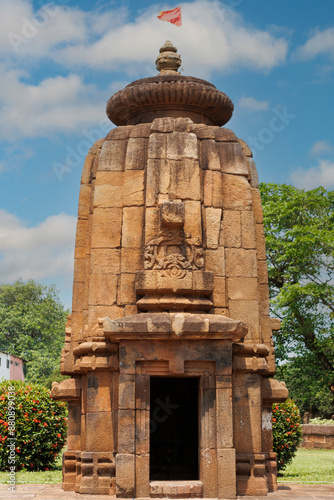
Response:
[[62, 116, 276, 378]]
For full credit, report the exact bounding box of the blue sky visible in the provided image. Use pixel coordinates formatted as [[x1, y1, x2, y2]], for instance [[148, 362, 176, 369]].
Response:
[[0, 0, 334, 308]]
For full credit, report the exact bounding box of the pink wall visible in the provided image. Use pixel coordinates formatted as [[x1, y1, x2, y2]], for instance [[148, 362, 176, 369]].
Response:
[[9, 355, 25, 382]]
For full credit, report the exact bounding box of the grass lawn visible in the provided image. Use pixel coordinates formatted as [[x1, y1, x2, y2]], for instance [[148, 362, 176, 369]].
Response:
[[0, 453, 62, 485], [279, 448, 334, 484]]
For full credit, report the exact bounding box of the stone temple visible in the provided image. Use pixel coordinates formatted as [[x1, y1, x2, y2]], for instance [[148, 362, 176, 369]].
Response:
[[52, 41, 288, 498]]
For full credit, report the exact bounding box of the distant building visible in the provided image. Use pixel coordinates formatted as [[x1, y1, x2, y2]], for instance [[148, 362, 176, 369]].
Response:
[[0, 351, 25, 382]]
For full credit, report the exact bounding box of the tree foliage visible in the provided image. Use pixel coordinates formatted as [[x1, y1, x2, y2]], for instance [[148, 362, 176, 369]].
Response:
[[260, 183, 334, 417], [0, 280, 68, 384]]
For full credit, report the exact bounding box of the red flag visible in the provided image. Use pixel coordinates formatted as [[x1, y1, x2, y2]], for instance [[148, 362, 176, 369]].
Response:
[[158, 7, 182, 26]]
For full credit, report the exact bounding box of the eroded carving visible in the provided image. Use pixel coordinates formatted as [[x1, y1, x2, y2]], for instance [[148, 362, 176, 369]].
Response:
[[144, 229, 204, 278]]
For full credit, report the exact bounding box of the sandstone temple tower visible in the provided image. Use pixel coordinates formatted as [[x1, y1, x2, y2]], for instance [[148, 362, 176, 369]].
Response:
[[52, 41, 288, 498]]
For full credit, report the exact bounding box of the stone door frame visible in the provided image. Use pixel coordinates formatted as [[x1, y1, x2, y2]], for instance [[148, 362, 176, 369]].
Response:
[[115, 339, 237, 499]]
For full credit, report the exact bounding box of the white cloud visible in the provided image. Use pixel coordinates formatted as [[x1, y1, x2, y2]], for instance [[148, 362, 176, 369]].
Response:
[[0, 210, 76, 283], [238, 96, 269, 111], [55, 1, 288, 77], [291, 160, 334, 190], [295, 27, 334, 60], [1, 0, 87, 58], [310, 140, 333, 156], [1, 1, 288, 77], [0, 67, 106, 140]]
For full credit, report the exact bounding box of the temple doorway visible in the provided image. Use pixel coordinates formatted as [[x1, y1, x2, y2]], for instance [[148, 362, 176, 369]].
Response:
[[149, 377, 199, 481]]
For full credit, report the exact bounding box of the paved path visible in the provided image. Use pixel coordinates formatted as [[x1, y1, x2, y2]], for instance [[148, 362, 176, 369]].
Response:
[[0, 483, 333, 500]]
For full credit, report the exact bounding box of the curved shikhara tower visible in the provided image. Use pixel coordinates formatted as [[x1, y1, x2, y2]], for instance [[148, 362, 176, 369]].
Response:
[[52, 42, 288, 498]]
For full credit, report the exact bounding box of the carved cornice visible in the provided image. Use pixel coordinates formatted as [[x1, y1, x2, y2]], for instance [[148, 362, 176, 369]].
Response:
[[104, 312, 247, 342], [106, 75, 234, 127]]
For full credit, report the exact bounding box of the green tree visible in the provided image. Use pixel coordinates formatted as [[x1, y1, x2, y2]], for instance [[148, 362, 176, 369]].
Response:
[[260, 183, 334, 417], [0, 280, 68, 384]]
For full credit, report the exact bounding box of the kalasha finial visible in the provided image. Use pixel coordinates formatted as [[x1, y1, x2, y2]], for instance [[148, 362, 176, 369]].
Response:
[[156, 40, 182, 75]]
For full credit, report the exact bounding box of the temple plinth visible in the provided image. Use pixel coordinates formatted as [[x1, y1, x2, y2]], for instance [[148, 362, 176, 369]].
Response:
[[52, 42, 288, 498]]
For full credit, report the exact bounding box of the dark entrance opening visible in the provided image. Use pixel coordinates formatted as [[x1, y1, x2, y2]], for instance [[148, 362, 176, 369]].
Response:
[[150, 377, 199, 480]]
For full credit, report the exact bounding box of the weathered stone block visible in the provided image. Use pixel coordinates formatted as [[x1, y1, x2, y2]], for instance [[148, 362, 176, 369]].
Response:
[[118, 274, 136, 305], [118, 410, 135, 453], [212, 171, 223, 208], [123, 171, 144, 206], [229, 300, 260, 341], [91, 208, 122, 248], [259, 284, 270, 315], [146, 159, 161, 206], [174, 117, 194, 132], [86, 372, 113, 413], [72, 282, 84, 312], [205, 207, 222, 249], [151, 117, 174, 133], [90, 248, 121, 274], [81, 152, 95, 184], [129, 123, 151, 138], [121, 248, 142, 273], [221, 210, 241, 248], [148, 133, 166, 159], [145, 207, 159, 244], [89, 274, 117, 306], [201, 139, 220, 170], [238, 138, 253, 157], [106, 126, 133, 140], [206, 248, 225, 276], [73, 258, 85, 283], [215, 127, 238, 142], [213, 276, 226, 307], [160, 201, 185, 227], [227, 277, 258, 301], [216, 389, 233, 448], [125, 138, 146, 170], [257, 260, 269, 284], [94, 172, 123, 208], [248, 158, 260, 187], [255, 224, 267, 259], [193, 271, 214, 292], [78, 184, 91, 219], [124, 305, 137, 316], [225, 248, 257, 277], [217, 448, 236, 499], [184, 201, 202, 243], [135, 410, 150, 455], [218, 142, 249, 175], [119, 374, 135, 410], [193, 124, 215, 139], [204, 170, 213, 206], [159, 159, 170, 195], [251, 187, 264, 223], [86, 412, 114, 451], [201, 447, 218, 497], [98, 140, 127, 171], [122, 207, 144, 248], [135, 454, 150, 497], [75, 219, 88, 248], [169, 159, 201, 200], [116, 454, 135, 498], [221, 173, 252, 210], [241, 211, 257, 249], [167, 132, 198, 160]]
